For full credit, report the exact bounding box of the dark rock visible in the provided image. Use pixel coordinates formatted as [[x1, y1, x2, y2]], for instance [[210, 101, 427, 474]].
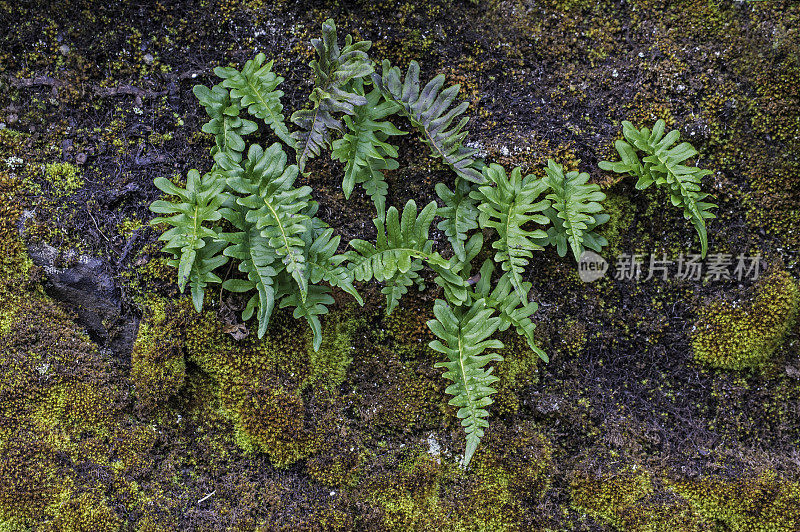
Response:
[[26, 243, 137, 355]]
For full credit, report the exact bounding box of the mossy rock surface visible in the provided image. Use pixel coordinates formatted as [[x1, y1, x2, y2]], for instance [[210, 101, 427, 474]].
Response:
[[2, 0, 800, 529]]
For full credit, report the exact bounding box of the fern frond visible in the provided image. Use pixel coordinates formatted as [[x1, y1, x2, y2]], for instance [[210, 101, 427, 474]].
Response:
[[436, 179, 479, 263], [331, 79, 405, 218], [474, 260, 547, 362], [347, 200, 467, 307], [471, 164, 550, 301], [375, 60, 484, 183], [291, 19, 373, 171], [542, 160, 607, 262], [182, 239, 228, 312], [382, 261, 424, 314], [150, 170, 228, 298], [225, 143, 311, 301], [192, 84, 258, 161], [304, 224, 363, 305], [215, 53, 294, 148], [218, 202, 280, 338], [599, 120, 717, 257], [278, 281, 335, 351], [428, 298, 504, 467]]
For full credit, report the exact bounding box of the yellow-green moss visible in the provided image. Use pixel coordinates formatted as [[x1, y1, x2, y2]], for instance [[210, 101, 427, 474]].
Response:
[[692, 270, 800, 370], [44, 161, 83, 196], [130, 297, 187, 412], [599, 192, 635, 257], [183, 306, 357, 466], [571, 468, 707, 531], [671, 472, 800, 532]]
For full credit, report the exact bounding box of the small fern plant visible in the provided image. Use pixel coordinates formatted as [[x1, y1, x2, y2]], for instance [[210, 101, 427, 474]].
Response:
[[599, 120, 717, 257], [151, 19, 715, 468]]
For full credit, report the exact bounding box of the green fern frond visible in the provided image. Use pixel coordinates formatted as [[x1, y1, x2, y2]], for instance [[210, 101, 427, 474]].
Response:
[[471, 164, 550, 301], [218, 202, 279, 338], [383, 261, 424, 314], [436, 179, 479, 263], [304, 224, 363, 305], [278, 282, 335, 351], [474, 260, 547, 362], [542, 160, 608, 262], [375, 60, 484, 183], [192, 84, 258, 161], [599, 120, 717, 257], [291, 19, 374, 171], [150, 170, 228, 301], [215, 52, 294, 148], [224, 143, 311, 302], [331, 79, 405, 218], [428, 298, 504, 467], [346, 200, 466, 308]]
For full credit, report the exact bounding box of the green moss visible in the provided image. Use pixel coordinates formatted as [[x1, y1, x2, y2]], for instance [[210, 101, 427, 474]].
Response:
[[183, 306, 357, 466], [571, 468, 706, 531], [129, 297, 187, 412], [44, 161, 83, 196], [692, 270, 800, 370], [492, 333, 541, 416], [42, 489, 122, 532], [671, 472, 800, 532], [599, 192, 635, 257]]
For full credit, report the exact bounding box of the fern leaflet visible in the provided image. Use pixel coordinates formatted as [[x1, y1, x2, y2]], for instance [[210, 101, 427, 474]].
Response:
[[192, 84, 257, 162], [216, 52, 294, 148], [542, 160, 608, 261], [375, 60, 484, 183], [471, 164, 550, 301], [291, 19, 373, 171]]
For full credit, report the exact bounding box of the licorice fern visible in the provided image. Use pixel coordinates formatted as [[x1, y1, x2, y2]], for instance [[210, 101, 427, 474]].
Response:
[[470, 164, 550, 301], [541, 160, 609, 261], [290, 19, 373, 171], [428, 298, 504, 467], [330, 79, 405, 219], [599, 120, 716, 257], [374, 60, 484, 184], [153, 19, 716, 469], [216, 52, 294, 148], [150, 170, 228, 310]]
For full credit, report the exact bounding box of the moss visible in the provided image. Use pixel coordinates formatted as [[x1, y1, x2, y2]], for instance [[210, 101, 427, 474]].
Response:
[[571, 467, 707, 531], [129, 297, 187, 413], [692, 270, 800, 370], [183, 306, 357, 466], [492, 332, 541, 416], [671, 472, 800, 532], [43, 161, 83, 196], [42, 489, 122, 532], [599, 192, 636, 257]]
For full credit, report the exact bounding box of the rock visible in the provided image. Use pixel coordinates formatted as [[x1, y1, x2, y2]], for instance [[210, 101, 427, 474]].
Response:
[[25, 242, 137, 355]]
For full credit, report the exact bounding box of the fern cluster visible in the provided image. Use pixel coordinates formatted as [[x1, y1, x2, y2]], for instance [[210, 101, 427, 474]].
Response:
[[151, 19, 716, 467], [599, 120, 717, 257]]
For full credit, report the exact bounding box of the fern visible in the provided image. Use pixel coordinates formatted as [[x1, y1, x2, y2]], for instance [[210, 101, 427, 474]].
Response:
[[278, 282, 335, 351], [225, 143, 311, 301], [215, 52, 294, 148], [542, 160, 608, 261], [330, 79, 405, 219], [599, 120, 717, 257], [474, 260, 547, 362], [291, 19, 373, 171], [428, 298, 504, 467], [436, 179, 479, 263], [217, 201, 279, 338], [471, 164, 550, 301], [374, 60, 484, 183], [150, 170, 228, 309], [346, 200, 467, 308], [192, 84, 257, 162]]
